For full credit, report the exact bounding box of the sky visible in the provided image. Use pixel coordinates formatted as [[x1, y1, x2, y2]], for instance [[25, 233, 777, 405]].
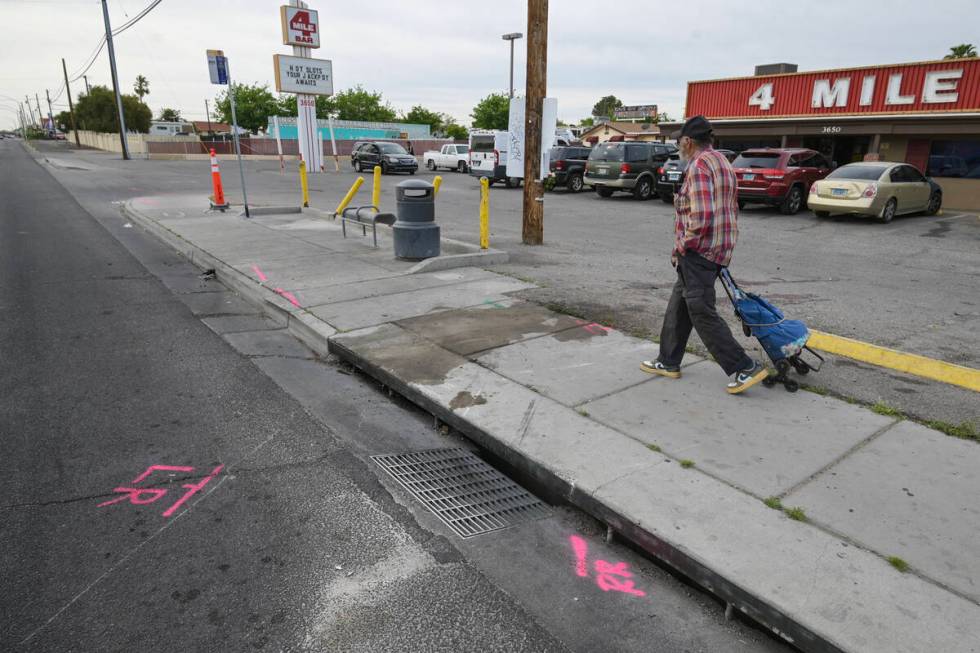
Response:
[[1, 0, 979, 131]]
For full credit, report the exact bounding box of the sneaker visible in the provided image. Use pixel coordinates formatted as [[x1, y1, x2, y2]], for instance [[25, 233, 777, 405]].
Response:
[[726, 361, 769, 394], [640, 360, 681, 379]]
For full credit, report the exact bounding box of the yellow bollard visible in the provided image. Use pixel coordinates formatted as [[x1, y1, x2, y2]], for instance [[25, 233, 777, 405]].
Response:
[[372, 165, 382, 211], [299, 160, 310, 208], [334, 176, 364, 218], [433, 175, 443, 197], [480, 177, 490, 250]]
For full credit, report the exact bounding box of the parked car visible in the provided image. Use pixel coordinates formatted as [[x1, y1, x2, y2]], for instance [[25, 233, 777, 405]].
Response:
[[732, 148, 831, 214], [655, 149, 736, 203], [424, 144, 469, 173], [350, 141, 418, 174], [808, 162, 942, 223], [585, 141, 676, 200], [548, 145, 592, 192]]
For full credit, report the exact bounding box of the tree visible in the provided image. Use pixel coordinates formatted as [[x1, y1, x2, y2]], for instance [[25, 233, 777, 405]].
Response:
[[133, 75, 150, 100], [158, 107, 182, 122], [74, 85, 151, 133], [214, 83, 279, 134], [332, 86, 396, 122], [402, 105, 444, 133], [945, 43, 977, 59], [54, 110, 73, 132], [655, 112, 672, 123], [591, 95, 624, 119], [579, 117, 595, 127], [444, 122, 468, 140], [471, 92, 510, 130]]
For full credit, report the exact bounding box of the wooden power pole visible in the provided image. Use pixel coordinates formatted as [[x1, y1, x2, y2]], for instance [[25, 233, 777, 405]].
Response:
[[521, 0, 548, 246], [62, 58, 81, 147]]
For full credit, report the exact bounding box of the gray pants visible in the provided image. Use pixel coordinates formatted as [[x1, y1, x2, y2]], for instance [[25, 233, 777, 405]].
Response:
[[657, 252, 752, 376]]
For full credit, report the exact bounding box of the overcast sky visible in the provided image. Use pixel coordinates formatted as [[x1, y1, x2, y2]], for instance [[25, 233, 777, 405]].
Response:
[[1, 0, 978, 131]]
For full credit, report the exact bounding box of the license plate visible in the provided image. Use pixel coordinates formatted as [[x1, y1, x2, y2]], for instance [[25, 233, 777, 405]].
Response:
[[832, 188, 847, 197], [597, 167, 609, 175], [743, 173, 755, 181], [668, 172, 680, 181]]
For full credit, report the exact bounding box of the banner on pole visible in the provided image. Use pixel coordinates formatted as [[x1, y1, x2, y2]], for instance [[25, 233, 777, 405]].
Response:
[[206, 50, 228, 85], [506, 96, 558, 179]]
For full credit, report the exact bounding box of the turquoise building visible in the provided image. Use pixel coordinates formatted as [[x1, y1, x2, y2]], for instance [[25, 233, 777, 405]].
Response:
[[267, 116, 431, 140]]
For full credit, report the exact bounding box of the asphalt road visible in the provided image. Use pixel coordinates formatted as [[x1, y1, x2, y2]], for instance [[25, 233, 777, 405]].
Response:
[[1, 139, 790, 651], [27, 143, 978, 427]]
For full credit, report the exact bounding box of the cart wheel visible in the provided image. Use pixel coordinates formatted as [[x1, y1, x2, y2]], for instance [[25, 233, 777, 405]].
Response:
[[784, 380, 800, 393], [742, 324, 751, 337], [791, 359, 810, 376], [763, 376, 777, 388], [776, 360, 791, 377]]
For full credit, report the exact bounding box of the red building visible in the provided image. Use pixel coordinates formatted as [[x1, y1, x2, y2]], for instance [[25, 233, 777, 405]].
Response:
[[664, 58, 980, 210]]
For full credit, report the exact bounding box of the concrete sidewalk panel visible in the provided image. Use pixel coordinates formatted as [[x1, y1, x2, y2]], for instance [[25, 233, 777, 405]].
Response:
[[287, 310, 337, 358], [397, 301, 582, 356], [298, 268, 502, 308], [239, 257, 393, 290], [582, 362, 896, 497], [477, 328, 702, 406], [591, 460, 980, 653], [309, 277, 533, 332], [785, 420, 980, 603], [222, 329, 315, 359]]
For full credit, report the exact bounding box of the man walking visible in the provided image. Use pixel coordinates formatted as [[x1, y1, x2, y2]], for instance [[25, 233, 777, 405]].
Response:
[[641, 115, 768, 394]]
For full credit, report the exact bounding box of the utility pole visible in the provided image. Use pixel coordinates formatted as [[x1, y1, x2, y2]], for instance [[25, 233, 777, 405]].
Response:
[[35, 93, 44, 128], [83, 75, 91, 94], [25, 95, 35, 126], [204, 99, 212, 133], [45, 89, 54, 130], [62, 58, 81, 147], [101, 0, 130, 159], [521, 0, 548, 246]]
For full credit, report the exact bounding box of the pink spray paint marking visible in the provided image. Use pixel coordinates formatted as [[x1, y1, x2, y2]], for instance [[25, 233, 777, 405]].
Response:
[[252, 264, 268, 282], [568, 535, 647, 598], [274, 288, 302, 308], [98, 464, 224, 518]]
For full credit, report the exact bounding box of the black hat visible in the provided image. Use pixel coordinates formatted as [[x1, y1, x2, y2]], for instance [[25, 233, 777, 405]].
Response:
[[671, 115, 713, 141]]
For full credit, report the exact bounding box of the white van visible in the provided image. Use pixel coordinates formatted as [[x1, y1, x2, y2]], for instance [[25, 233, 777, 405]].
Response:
[[469, 129, 571, 187]]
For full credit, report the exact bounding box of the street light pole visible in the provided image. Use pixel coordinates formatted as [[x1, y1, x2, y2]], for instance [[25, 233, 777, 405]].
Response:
[[101, 0, 130, 159], [501, 32, 523, 98]]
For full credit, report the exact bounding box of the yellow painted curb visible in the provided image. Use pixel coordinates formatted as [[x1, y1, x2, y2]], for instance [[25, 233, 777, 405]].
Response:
[[808, 331, 980, 393]]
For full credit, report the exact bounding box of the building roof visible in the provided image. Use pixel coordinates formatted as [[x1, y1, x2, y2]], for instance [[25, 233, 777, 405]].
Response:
[[192, 120, 231, 133], [580, 121, 661, 139]]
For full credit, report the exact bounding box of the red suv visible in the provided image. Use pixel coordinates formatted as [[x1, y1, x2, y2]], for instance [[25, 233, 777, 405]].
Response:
[[732, 148, 832, 214]]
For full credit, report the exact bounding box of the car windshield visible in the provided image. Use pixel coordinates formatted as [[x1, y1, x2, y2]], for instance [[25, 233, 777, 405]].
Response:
[[470, 137, 494, 152], [379, 143, 407, 154], [732, 152, 782, 169], [825, 166, 886, 181], [589, 143, 625, 162]]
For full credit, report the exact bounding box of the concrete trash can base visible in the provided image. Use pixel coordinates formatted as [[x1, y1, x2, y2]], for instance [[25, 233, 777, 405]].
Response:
[[393, 179, 440, 260]]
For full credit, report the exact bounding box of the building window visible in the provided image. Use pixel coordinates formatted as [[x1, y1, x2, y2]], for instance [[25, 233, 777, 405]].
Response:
[[927, 139, 980, 178]]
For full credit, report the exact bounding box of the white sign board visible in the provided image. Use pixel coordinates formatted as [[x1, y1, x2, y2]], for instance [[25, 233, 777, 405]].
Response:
[[273, 55, 333, 96], [506, 96, 559, 179], [206, 49, 228, 85], [280, 6, 320, 48]]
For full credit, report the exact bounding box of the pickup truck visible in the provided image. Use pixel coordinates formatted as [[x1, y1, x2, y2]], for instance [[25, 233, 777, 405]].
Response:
[[423, 144, 470, 173]]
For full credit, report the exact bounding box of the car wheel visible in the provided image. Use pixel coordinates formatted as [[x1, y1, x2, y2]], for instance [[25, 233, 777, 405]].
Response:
[[351, 158, 358, 170], [487, 179, 495, 187], [814, 210, 830, 218], [380, 162, 389, 175], [633, 177, 653, 200], [457, 161, 467, 173], [737, 200, 746, 210], [877, 198, 897, 223], [426, 159, 436, 170], [504, 177, 521, 188], [780, 186, 804, 214], [595, 186, 614, 198], [660, 192, 673, 204], [926, 191, 942, 216], [568, 173, 584, 193]]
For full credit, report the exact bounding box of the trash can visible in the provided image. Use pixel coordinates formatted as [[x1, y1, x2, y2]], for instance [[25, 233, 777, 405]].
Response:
[[393, 179, 440, 260]]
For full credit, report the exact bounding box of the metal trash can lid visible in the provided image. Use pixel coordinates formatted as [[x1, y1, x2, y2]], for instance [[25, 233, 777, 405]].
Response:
[[396, 178, 434, 200]]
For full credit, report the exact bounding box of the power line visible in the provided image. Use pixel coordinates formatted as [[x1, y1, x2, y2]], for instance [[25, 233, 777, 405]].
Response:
[[66, 0, 164, 84]]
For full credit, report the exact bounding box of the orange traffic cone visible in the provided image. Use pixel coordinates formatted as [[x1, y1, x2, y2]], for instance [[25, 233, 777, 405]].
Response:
[[209, 148, 229, 211]]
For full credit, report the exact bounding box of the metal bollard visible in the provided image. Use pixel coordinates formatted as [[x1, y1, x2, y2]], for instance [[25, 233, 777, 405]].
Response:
[[372, 165, 382, 212], [299, 160, 310, 208], [480, 177, 490, 250], [334, 176, 364, 218], [393, 179, 439, 260]]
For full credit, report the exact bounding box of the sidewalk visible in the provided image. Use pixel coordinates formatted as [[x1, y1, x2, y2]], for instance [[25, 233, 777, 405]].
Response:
[[122, 194, 980, 653]]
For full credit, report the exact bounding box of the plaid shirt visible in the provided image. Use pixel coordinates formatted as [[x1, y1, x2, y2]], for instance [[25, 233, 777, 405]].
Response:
[[673, 148, 738, 266]]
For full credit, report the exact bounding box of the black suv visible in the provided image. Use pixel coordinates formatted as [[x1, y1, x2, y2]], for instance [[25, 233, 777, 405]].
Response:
[[351, 141, 418, 174], [548, 146, 592, 192], [584, 142, 676, 200], [655, 149, 736, 203]]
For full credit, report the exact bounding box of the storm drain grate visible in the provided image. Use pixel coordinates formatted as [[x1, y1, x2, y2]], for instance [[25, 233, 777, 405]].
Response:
[[372, 448, 550, 538]]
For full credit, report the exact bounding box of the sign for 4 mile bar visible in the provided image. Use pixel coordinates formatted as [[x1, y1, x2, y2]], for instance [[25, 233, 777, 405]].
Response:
[[280, 6, 320, 48]]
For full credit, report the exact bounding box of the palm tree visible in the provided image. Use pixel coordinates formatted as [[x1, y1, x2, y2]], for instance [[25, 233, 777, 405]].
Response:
[[944, 44, 977, 60], [133, 75, 150, 100]]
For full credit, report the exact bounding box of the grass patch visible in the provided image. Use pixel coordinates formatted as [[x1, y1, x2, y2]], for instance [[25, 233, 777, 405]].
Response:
[[763, 496, 783, 510], [543, 302, 588, 321], [577, 408, 590, 417], [646, 443, 662, 453], [871, 401, 904, 418], [801, 384, 830, 397], [679, 459, 695, 469], [887, 556, 910, 572], [785, 507, 807, 522], [925, 419, 978, 441]]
